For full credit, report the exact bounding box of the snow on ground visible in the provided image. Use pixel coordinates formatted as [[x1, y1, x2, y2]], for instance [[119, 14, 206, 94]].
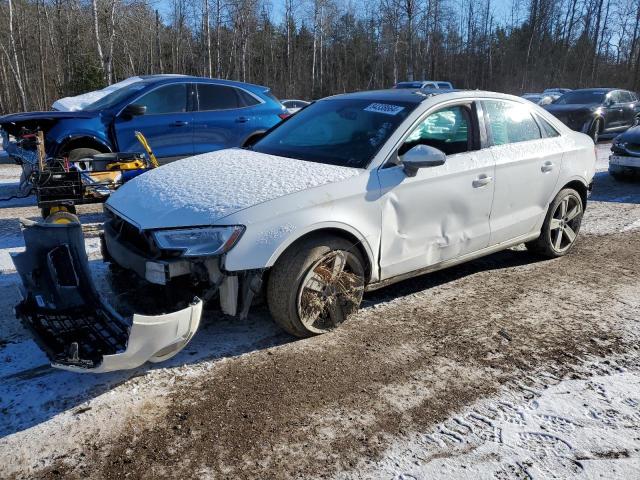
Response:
[[0, 143, 639, 478], [352, 358, 640, 479]]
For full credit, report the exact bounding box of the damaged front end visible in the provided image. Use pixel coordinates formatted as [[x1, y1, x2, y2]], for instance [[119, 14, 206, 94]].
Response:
[[12, 221, 203, 373]]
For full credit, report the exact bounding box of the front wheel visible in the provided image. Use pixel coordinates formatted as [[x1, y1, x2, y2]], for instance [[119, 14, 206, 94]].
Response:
[[267, 235, 365, 337], [526, 188, 584, 258]]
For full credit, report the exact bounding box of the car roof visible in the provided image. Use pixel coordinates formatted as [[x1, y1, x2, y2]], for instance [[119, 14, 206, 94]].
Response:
[[568, 88, 616, 93], [135, 75, 269, 92], [324, 88, 450, 103]]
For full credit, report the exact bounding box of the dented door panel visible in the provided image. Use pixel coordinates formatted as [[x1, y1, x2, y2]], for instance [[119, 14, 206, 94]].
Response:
[[377, 149, 495, 280]]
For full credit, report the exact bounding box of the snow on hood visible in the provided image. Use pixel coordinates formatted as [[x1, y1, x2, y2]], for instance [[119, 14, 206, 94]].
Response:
[[106, 149, 362, 229], [52, 77, 144, 111]]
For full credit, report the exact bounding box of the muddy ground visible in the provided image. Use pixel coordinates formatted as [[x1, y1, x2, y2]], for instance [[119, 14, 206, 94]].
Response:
[[1, 144, 640, 479]]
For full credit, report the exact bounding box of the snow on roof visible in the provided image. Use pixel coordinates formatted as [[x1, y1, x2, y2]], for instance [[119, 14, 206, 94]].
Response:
[[107, 148, 363, 229], [52, 76, 144, 111]]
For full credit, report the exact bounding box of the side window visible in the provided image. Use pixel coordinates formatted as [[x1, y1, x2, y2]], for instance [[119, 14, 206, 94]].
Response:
[[400, 105, 471, 156], [619, 91, 633, 103], [197, 84, 241, 110], [536, 115, 560, 138], [484, 100, 541, 145], [136, 84, 187, 114]]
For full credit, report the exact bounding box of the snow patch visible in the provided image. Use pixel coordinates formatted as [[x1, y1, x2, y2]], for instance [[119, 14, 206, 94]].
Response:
[[52, 76, 143, 111]]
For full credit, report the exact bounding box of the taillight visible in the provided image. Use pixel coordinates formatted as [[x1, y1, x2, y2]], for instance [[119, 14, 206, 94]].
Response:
[[278, 112, 290, 120]]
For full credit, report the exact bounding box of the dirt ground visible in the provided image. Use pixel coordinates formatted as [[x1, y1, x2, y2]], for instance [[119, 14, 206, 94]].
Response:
[[1, 143, 640, 479]]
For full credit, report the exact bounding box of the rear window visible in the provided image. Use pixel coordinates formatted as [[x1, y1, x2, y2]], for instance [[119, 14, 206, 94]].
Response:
[[437, 82, 452, 89]]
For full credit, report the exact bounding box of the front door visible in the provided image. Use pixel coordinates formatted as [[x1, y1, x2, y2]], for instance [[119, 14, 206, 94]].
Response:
[[377, 103, 495, 280], [482, 99, 562, 245], [114, 82, 194, 161]]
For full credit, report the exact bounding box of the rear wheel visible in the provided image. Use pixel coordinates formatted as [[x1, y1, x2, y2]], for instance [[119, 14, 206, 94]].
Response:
[[67, 148, 101, 171], [526, 188, 584, 258], [267, 235, 365, 337]]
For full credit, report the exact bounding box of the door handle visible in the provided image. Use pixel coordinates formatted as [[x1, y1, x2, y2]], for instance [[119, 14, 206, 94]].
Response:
[[472, 174, 493, 188], [172, 120, 189, 127], [235, 116, 248, 123], [541, 161, 554, 173]]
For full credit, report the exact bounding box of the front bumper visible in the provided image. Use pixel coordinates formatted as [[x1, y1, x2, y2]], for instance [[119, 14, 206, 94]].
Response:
[[12, 221, 203, 373], [609, 154, 640, 177], [102, 220, 196, 285]]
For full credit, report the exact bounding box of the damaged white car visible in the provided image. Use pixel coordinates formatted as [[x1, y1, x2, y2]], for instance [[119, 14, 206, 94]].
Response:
[[14, 90, 596, 372]]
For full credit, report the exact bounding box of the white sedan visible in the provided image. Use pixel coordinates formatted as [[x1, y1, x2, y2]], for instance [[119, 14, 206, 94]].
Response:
[[16, 89, 596, 371]]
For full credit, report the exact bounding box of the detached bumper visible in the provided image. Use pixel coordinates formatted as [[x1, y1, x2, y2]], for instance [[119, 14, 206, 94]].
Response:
[[12, 221, 203, 373]]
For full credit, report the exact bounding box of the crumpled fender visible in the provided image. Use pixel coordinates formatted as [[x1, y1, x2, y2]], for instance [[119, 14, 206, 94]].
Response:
[[12, 220, 202, 373]]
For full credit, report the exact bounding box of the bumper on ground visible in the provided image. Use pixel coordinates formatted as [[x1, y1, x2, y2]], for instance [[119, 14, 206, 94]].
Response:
[[12, 221, 203, 373]]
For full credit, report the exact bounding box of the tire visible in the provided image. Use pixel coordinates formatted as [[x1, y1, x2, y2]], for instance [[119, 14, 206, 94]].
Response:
[[525, 188, 584, 258], [267, 235, 365, 338], [634, 115, 640, 127], [45, 211, 80, 224], [588, 118, 601, 143], [67, 148, 101, 171]]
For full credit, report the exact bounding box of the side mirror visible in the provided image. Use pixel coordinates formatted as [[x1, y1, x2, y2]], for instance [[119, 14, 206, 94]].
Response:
[[121, 104, 146, 119], [401, 145, 446, 177]]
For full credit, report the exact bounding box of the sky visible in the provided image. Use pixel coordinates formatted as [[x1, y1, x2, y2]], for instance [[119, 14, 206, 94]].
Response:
[[152, 0, 518, 28]]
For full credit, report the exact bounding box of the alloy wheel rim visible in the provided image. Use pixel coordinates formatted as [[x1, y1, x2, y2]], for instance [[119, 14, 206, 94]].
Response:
[[297, 251, 364, 333], [549, 195, 582, 253]]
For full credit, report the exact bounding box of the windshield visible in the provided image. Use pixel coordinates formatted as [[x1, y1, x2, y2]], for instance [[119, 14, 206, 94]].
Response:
[[81, 83, 148, 111], [554, 91, 605, 105], [396, 82, 423, 89], [252, 98, 417, 168]]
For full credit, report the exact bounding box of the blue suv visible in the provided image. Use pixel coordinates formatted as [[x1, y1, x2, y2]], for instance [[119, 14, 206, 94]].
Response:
[[0, 75, 287, 164]]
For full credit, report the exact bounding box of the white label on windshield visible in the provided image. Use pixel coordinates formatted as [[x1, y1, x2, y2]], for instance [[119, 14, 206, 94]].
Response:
[[364, 103, 405, 115]]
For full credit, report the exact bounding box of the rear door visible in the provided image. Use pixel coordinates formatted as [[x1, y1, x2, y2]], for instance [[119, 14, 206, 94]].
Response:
[[619, 91, 637, 128], [192, 83, 261, 154], [483, 99, 562, 245], [113, 82, 194, 161], [377, 101, 496, 279]]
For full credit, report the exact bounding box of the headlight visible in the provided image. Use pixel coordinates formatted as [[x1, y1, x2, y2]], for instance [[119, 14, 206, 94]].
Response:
[[152, 226, 244, 257]]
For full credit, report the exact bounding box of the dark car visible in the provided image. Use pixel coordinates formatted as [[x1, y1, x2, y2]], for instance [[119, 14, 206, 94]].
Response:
[[0, 75, 287, 166], [394, 81, 454, 90], [609, 126, 640, 178], [544, 88, 640, 142]]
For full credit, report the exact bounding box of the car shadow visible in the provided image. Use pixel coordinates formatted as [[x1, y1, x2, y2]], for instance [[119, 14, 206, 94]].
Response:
[[362, 247, 543, 308], [0, 245, 548, 440], [590, 171, 640, 205]]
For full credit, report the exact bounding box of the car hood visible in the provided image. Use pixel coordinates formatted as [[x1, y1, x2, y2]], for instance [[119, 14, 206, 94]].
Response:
[[106, 149, 363, 230], [544, 104, 595, 114], [0, 110, 98, 124]]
